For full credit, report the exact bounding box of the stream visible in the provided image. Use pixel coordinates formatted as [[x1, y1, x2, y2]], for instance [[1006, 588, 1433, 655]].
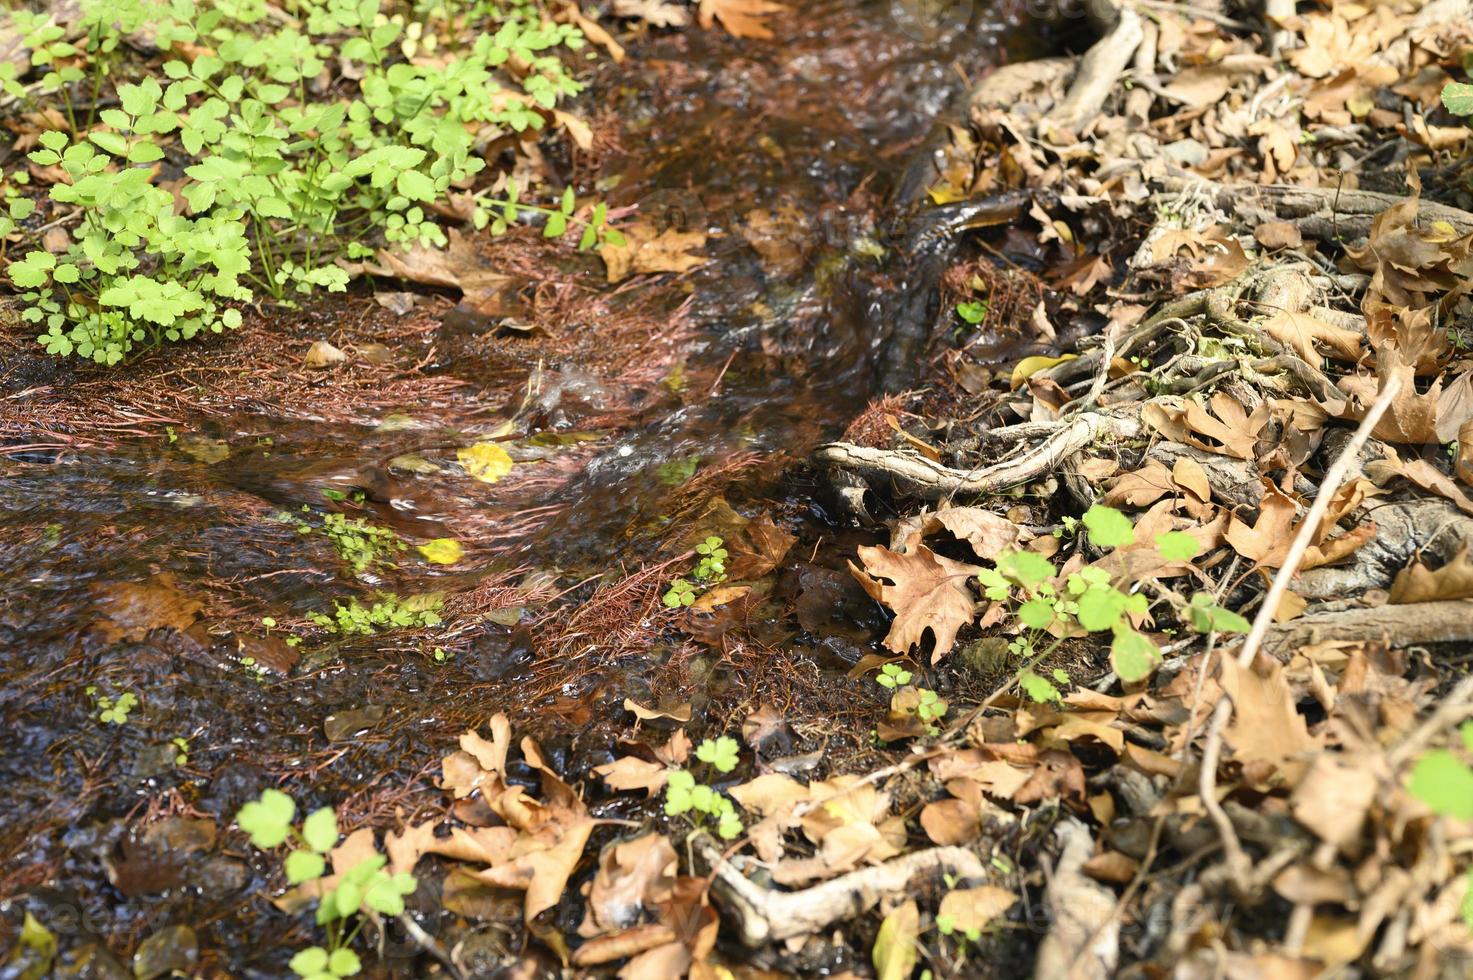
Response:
[[0, 2, 1046, 971]]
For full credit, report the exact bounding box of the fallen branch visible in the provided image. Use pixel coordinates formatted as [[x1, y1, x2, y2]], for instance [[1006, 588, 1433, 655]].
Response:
[[701, 839, 988, 945], [814, 412, 1141, 501], [1262, 598, 1473, 656]]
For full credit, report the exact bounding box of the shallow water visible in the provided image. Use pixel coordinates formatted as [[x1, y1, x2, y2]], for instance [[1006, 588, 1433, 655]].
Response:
[[0, 2, 1042, 970]]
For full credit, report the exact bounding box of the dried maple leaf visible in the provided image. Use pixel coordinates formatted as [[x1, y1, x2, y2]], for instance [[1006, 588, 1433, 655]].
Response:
[[1335, 351, 1450, 445], [1365, 447, 1473, 515], [1260, 310, 1363, 364], [1224, 480, 1374, 569], [1219, 656, 1318, 783], [848, 542, 982, 662], [698, 0, 783, 38]]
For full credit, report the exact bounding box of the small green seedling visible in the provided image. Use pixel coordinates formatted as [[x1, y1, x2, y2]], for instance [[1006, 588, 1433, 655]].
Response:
[[87, 686, 138, 725], [955, 300, 987, 325], [695, 736, 740, 773], [876, 662, 913, 689]]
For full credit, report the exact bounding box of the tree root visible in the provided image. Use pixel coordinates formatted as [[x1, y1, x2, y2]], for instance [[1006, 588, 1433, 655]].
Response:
[[1152, 176, 1473, 241], [1043, 4, 1144, 133], [813, 412, 1142, 502], [699, 839, 988, 945]]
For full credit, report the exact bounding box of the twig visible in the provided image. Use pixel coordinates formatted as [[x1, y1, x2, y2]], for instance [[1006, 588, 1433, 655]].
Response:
[[1197, 374, 1401, 893]]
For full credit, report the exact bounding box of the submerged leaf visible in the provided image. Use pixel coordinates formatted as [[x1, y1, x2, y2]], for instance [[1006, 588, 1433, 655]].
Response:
[[457, 443, 514, 483]]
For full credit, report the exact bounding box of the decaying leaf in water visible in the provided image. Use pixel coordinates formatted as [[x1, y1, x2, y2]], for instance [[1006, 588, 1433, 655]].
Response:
[[849, 543, 983, 662], [599, 220, 708, 282], [697, 0, 784, 39], [176, 433, 230, 464], [457, 443, 515, 483], [1389, 546, 1473, 604], [91, 575, 203, 643], [361, 229, 514, 310], [417, 538, 463, 565]]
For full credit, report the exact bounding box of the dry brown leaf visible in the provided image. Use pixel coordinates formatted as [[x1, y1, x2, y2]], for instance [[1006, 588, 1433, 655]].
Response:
[[600, 221, 708, 282], [920, 798, 980, 845], [623, 698, 692, 723], [740, 703, 790, 752], [304, 339, 347, 369], [931, 506, 1024, 561], [1291, 755, 1378, 848], [697, 0, 783, 39], [1260, 311, 1363, 364], [1224, 480, 1373, 569], [612, 0, 690, 27], [937, 885, 1018, 932], [729, 773, 810, 815], [1389, 546, 1473, 604], [364, 229, 514, 309], [1255, 220, 1303, 250], [848, 543, 982, 662], [593, 756, 670, 796], [579, 833, 676, 938], [1142, 393, 1269, 460], [1365, 447, 1473, 515], [1220, 656, 1318, 782]]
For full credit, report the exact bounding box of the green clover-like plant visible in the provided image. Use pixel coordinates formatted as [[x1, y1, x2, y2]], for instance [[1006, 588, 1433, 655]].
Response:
[[696, 736, 740, 773]]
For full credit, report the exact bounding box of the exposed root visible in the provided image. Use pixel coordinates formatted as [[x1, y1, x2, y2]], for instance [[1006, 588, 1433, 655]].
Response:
[[700, 837, 988, 945]]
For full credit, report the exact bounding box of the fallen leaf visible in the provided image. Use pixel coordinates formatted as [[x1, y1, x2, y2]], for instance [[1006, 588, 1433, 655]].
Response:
[[91, 575, 203, 643], [594, 756, 671, 796], [600, 221, 707, 282], [697, 0, 784, 38], [872, 900, 919, 980], [1389, 546, 1473, 604], [1220, 656, 1318, 781], [1142, 393, 1270, 460], [304, 340, 348, 369], [1260, 311, 1363, 364], [920, 797, 980, 845], [1255, 221, 1303, 250], [579, 833, 677, 938], [623, 698, 692, 723], [417, 538, 464, 565], [457, 443, 515, 483], [849, 543, 983, 662], [1365, 447, 1473, 515], [613, 0, 691, 27], [937, 885, 1017, 932]]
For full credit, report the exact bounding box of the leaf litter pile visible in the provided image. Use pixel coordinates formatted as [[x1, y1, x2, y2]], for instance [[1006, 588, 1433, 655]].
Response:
[[11, 0, 1473, 977]]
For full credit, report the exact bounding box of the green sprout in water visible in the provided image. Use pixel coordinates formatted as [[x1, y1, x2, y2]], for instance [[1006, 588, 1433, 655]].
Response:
[[693, 536, 728, 583], [87, 686, 138, 725]]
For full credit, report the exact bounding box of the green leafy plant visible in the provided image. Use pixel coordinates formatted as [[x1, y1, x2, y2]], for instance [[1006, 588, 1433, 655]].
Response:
[[955, 300, 987, 325], [309, 592, 443, 635], [4, 0, 622, 364], [980, 504, 1247, 685], [280, 507, 405, 575], [662, 577, 697, 608], [662, 535, 729, 607], [171, 736, 191, 766], [875, 662, 914, 689], [86, 685, 138, 724], [236, 789, 417, 978], [663, 737, 744, 839], [1407, 723, 1473, 930]]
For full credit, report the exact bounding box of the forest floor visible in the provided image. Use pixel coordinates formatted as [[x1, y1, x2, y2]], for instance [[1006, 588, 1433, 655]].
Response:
[[6, 0, 1473, 978]]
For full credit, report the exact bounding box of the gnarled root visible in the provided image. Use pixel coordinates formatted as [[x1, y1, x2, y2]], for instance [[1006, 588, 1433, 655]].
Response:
[[700, 839, 988, 946], [814, 412, 1141, 502]]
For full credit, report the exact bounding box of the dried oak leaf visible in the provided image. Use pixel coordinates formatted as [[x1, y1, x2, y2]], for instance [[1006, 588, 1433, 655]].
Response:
[[848, 543, 983, 662], [697, 0, 784, 39], [578, 832, 676, 938], [1220, 656, 1318, 783], [1365, 447, 1473, 515], [1389, 546, 1473, 604], [1224, 480, 1374, 570]]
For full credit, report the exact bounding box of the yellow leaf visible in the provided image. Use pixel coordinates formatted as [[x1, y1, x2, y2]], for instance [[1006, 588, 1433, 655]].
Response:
[[418, 538, 464, 565], [1009, 354, 1076, 389], [457, 443, 514, 483], [873, 900, 919, 980]]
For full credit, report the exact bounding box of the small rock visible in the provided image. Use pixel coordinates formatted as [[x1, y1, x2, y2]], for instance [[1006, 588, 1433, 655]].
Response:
[[374, 291, 419, 315], [1161, 138, 1209, 166], [304, 340, 348, 369], [323, 704, 387, 742], [131, 925, 198, 980]]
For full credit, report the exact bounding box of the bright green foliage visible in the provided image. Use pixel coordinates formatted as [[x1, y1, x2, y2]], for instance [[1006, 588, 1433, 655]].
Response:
[[1186, 593, 1251, 634], [1155, 531, 1201, 562], [955, 300, 987, 325], [291, 947, 361, 980], [86, 686, 139, 725], [4, 0, 621, 363], [693, 536, 729, 582], [915, 688, 948, 725], [876, 662, 913, 689], [1408, 749, 1473, 821], [664, 769, 743, 840], [281, 508, 405, 575], [695, 736, 740, 773], [1444, 81, 1473, 116], [172, 736, 191, 765], [1081, 504, 1135, 549], [236, 791, 416, 974], [309, 592, 442, 634], [662, 577, 697, 608], [237, 788, 296, 848]]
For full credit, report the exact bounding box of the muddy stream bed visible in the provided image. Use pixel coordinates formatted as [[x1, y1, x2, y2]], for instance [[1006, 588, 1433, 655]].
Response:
[[1, 4, 1055, 973]]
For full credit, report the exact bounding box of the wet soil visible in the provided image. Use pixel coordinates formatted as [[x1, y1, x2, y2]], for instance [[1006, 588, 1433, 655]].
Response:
[[0, 3, 1051, 973]]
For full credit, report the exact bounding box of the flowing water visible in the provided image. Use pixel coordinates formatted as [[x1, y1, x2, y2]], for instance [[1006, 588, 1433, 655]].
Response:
[[0, 3, 1045, 970]]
